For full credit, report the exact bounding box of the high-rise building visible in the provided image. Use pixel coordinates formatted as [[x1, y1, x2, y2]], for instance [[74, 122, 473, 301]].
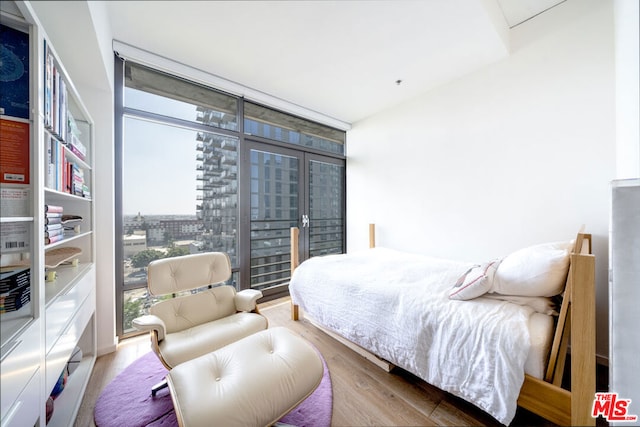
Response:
[[195, 107, 239, 265]]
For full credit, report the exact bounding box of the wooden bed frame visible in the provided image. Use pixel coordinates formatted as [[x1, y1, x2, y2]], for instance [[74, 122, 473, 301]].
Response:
[[289, 225, 596, 426]]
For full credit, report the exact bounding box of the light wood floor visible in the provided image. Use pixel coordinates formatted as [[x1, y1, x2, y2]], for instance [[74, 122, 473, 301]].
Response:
[[75, 297, 566, 427]]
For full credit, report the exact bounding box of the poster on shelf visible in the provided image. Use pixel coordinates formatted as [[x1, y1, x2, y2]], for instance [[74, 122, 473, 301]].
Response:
[[0, 118, 30, 185], [0, 23, 30, 119]]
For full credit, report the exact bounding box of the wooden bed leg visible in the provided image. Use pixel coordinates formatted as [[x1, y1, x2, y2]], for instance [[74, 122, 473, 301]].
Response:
[[291, 302, 299, 321]]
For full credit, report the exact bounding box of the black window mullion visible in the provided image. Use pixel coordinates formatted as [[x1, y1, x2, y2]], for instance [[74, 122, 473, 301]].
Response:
[[238, 99, 252, 291]]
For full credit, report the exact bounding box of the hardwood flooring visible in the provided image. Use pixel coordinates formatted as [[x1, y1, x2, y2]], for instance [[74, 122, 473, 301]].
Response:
[[75, 297, 602, 427]]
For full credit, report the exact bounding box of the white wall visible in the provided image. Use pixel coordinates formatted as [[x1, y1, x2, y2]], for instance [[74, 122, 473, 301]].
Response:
[[611, 1, 640, 422], [347, 0, 615, 359], [86, 0, 118, 357], [615, 0, 640, 179]]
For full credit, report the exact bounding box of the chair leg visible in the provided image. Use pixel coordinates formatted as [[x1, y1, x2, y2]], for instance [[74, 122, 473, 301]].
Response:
[[151, 378, 168, 397]]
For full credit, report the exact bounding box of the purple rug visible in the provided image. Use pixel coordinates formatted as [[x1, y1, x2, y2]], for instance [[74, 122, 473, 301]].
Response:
[[94, 348, 332, 427]]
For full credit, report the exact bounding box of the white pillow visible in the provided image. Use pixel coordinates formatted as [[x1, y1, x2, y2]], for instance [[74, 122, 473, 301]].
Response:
[[449, 261, 499, 301], [491, 241, 572, 297]]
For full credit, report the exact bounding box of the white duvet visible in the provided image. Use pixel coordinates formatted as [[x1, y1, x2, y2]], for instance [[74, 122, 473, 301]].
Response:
[[289, 247, 534, 425]]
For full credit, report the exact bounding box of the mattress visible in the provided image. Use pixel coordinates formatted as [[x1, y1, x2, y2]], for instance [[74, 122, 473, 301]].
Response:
[[525, 312, 554, 379]]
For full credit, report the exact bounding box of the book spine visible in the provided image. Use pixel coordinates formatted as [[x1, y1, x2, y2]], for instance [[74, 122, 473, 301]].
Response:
[[44, 204, 63, 213], [44, 228, 64, 238], [0, 268, 30, 294], [44, 41, 51, 128], [45, 234, 64, 245], [46, 137, 52, 188], [52, 64, 58, 136], [59, 78, 67, 142], [69, 142, 86, 161], [0, 285, 30, 313], [44, 216, 62, 225], [44, 223, 63, 232], [58, 141, 64, 191], [66, 162, 72, 193], [55, 139, 61, 191]]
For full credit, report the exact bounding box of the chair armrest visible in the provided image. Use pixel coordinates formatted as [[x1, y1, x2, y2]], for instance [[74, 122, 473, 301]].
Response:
[[132, 314, 167, 341], [235, 289, 263, 312]]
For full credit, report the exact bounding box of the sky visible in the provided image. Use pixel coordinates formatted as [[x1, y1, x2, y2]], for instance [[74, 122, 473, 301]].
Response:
[[122, 90, 199, 216]]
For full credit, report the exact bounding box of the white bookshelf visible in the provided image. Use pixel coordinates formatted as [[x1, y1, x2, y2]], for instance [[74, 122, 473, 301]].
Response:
[[0, 2, 96, 426]]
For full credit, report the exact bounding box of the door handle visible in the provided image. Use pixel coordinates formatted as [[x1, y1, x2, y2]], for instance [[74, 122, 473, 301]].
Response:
[[301, 214, 310, 228]]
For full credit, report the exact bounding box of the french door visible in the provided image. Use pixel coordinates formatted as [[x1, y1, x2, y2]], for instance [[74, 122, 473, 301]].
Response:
[[244, 141, 345, 298]]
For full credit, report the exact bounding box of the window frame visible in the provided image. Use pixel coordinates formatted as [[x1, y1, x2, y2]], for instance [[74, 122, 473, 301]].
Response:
[[114, 53, 346, 338]]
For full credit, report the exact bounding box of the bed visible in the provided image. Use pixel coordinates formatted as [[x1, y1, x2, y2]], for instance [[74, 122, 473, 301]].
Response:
[[289, 225, 595, 426]]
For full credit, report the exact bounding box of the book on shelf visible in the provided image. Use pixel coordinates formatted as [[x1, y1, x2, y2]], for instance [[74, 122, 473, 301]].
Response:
[[0, 187, 30, 217], [44, 206, 64, 244], [45, 214, 62, 225], [44, 234, 64, 245], [0, 266, 30, 315], [44, 223, 63, 243], [45, 136, 88, 196], [45, 228, 64, 238], [44, 41, 69, 141], [68, 138, 87, 161], [0, 285, 30, 314], [0, 24, 30, 119], [44, 223, 63, 232], [0, 222, 30, 252], [51, 57, 58, 135], [59, 78, 68, 142], [44, 39, 52, 128], [45, 217, 62, 225], [0, 118, 30, 185], [67, 114, 87, 161], [46, 136, 54, 188], [0, 266, 30, 294], [71, 164, 85, 196], [45, 204, 63, 213]]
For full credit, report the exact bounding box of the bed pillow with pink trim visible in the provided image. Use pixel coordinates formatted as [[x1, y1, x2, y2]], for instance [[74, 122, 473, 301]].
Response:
[[449, 260, 500, 301]]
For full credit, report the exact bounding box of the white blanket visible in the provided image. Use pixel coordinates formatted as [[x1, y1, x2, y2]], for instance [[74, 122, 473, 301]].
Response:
[[290, 247, 534, 425]]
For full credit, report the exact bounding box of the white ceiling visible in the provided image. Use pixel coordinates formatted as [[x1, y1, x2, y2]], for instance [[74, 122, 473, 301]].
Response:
[[33, 0, 565, 126], [497, 0, 565, 27]]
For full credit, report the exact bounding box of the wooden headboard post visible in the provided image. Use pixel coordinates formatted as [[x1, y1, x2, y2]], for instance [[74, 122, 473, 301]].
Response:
[[569, 236, 596, 426], [518, 232, 596, 426], [369, 223, 376, 248], [290, 227, 300, 320]]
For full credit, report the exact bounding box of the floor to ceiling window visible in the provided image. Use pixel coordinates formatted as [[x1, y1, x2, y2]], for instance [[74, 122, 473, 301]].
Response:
[[115, 55, 346, 337]]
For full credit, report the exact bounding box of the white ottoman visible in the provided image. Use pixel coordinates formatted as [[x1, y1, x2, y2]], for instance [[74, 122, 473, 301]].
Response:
[[166, 327, 324, 427]]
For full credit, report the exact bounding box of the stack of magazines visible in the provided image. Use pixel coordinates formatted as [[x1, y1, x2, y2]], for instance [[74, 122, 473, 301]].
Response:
[[45, 204, 64, 245], [0, 266, 30, 314]]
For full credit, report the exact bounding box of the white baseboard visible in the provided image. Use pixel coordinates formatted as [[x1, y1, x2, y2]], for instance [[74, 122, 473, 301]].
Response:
[[97, 340, 118, 357]]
